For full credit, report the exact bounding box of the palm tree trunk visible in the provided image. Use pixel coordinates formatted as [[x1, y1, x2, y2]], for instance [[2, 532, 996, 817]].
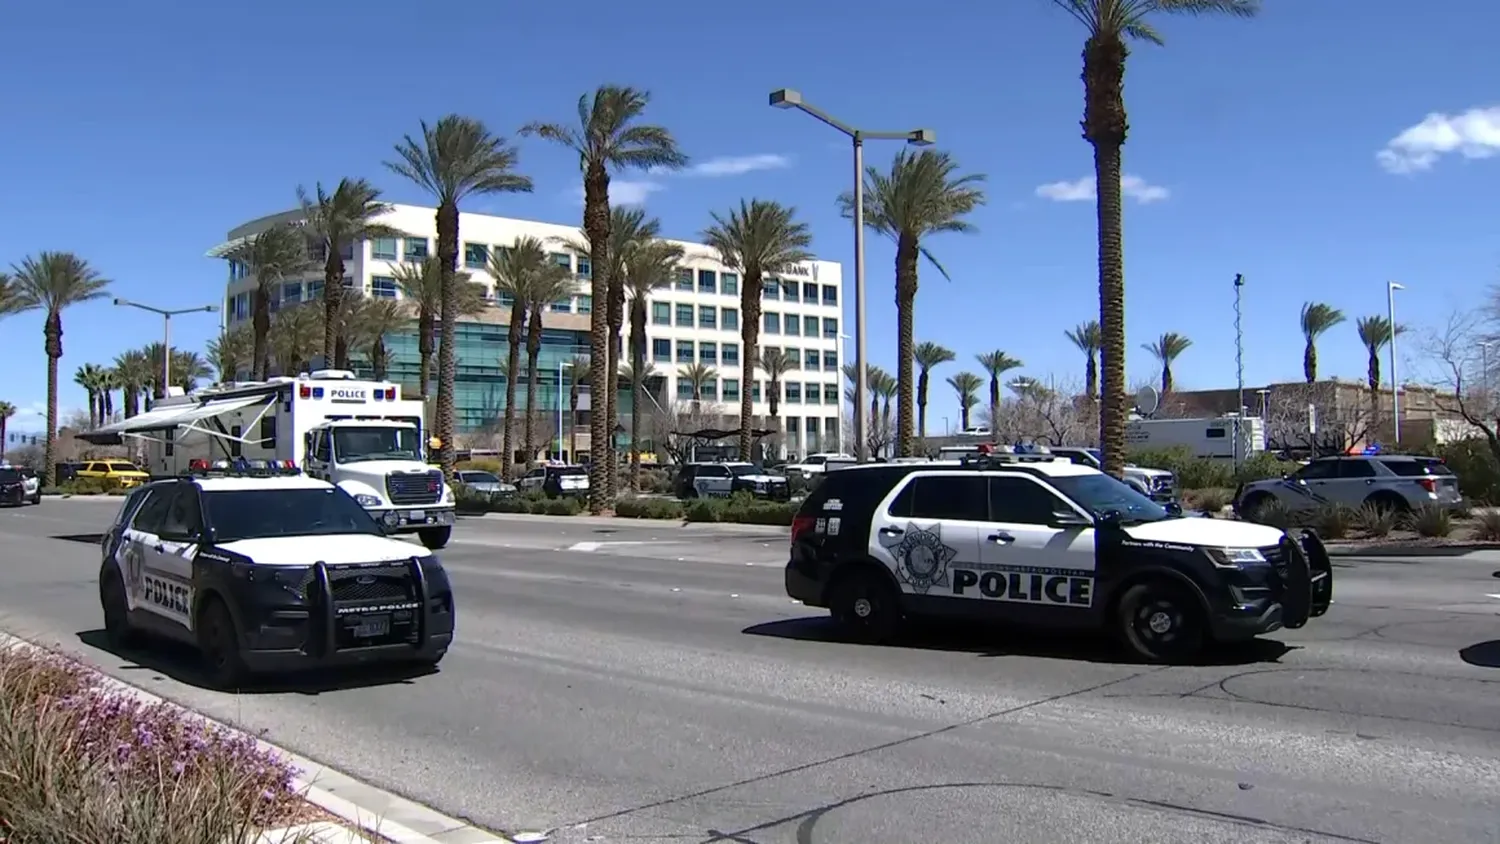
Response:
[[1303, 341, 1317, 384], [1085, 354, 1098, 400], [525, 315, 543, 468], [0, 418, 7, 461], [738, 271, 763, 460], [502, 309, 525, 479], [960, 401, 970, 431], [630, 313, 647, 490], [417, 312, 435, 399], [894, 235, 918, 457], [1161, 364, 1172, 396], [605, 281, 625, 500], [868, 393, 878, 455], [104, 390, 114, 421], [916, 371, 929, 441], [373, 340, 388, 381], [321, 248, 343, 369], [253, 286, 272, 380], [44, 313, 62, 486], [86, 390, 97, 429], [433, 202, 460, 477], [988, 380, 999, 435], [1084, 34, 1129, 480], [569, 388, 580, 462], [583, 165, 610, 514]]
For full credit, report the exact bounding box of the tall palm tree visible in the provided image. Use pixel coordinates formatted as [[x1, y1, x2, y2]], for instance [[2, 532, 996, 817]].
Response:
[[871, 368, 898, 457], [386, 116, 533, 477], [618, 360, 654, 489], [565, 356, 591, 463], [913, 341, 955, 442], [976, 351, 1023, 432], [490, 237, 569, 477], [948, 371, 983, 430], [268, 303, 324, 376], [677, 362, 717, 413], [206, 323, 254, 384], [0, 401, 13, 461], [10, 252, 111, 483], [170, 350, 212, 392], [229, 222, 315, 379], [113, 350, 153, 417], [622, 237, 683, 485], [523, 86, 690, 512], [0, 273, 21, 318], [1064, 320, 1102, 399], [1142, 331, 1192, 394], [98, 368, 119, 424], [74, 364, 105, 428], [843, 363, 889, 444], [1299, 302, 1346, 383], [390, 257, 484, 399], [349, 298, 407, 380], [1050, 0, 1259, 477], [758, 348, 794, 457], [702, 200, 814, 460], [523, 267, 580, 467], [1357, 316, 1403, 407], [837, 149, 987, 457], [296, 178, 402, 371]]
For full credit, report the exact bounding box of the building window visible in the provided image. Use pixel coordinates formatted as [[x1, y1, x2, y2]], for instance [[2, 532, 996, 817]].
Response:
[[699, 342, 717, 365], [371, 276, 398, 298], [701, 379, 718, 401], [404, 238, 429, 261], [550, 298, 573, 313], [723, 378, 741, 401], [699, 305, 716, 330], [342, 275, 359, 289], [781, 280, 798, 301], [822, 284, 838, 306], [676, 340, 694, 364], [577, 257, 591, 279], [786, 383, 802, 403], [577, 295, 592, 314], [803, 283, 818, 302], [784, 315, 800, 337], [722, 273, 739, 296], [551, 252, 572, 271], [804, 382, 821, 404], [824, 384, 839, 404], [464, 243, 488, 268], [753, 381, 763, 402], [786, 349, 801, 369], [372, 238, 398, 261], [698, 269, 717, 295], [497, 291, 515, 308], [804, 349, 820, 371], [763, 312, 780, 334], [803, 316, 818, 336], [339, 242, 355, 261], [722, 343, 740, 366], [675, 303, 693, 326], [652, 338, 671, 363], [653, 302, 671, 325], [675, 268, 693, 291], [823, 350, 838, 370], [763, 280, 780, 300], [306, 280, 324, 300], [282, 282, 302, 304], [823, 317, 839, 338], [722, 307, 739, 330], [677, 379, 694, 400]]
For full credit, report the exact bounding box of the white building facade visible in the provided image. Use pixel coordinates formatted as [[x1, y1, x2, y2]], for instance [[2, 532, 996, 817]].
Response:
[[210, 203, 847, 458]]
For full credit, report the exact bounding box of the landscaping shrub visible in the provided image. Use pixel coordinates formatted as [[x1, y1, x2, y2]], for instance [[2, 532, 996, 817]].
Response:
[[0, 644, 305, 843], [537, 496, 582, 516], [613, 496, 685, 520], [680, 492, 798, 526], [46, 477, 116, 496], [1308, 503, 1355, 540], [451, 482, 494, 514], [1352, 502, 1398, 538], [1126, 446, 1293, 490], [1244, 497, 1295, 530], [1472, 509, 1500, 542], [1182, 487, 1233, 514], [1406, 505, 1453, 538], [1434, 439, 1499, 505], [633, 467, 675, 495]]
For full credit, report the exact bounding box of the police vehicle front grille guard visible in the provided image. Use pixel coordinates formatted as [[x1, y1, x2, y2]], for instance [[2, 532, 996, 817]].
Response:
[[304, 558, 432, 658]]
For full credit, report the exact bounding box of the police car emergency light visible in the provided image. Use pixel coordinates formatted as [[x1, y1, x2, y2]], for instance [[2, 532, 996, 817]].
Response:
[[957, 443, 1068, 467], [186, 457, 301, 477]]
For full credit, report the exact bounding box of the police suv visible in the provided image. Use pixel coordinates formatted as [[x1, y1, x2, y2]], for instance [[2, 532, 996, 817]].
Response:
[[785, 447, 1333, 662], [99, 458, 455, 688]]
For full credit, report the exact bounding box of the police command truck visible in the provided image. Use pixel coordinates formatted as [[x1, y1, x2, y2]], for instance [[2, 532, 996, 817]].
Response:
[[785, 447, 1333, 662], [99, 459, 455, 688], [79, 369, 457, 549]]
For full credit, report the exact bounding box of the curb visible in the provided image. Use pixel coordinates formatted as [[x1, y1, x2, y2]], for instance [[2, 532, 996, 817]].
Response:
[[469, 510, 786, 533], [1323, 543, 1500, 558], [0, 630, 512, 844]]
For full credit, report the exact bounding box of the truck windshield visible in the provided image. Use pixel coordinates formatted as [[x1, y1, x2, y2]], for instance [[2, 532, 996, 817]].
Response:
[[333, 427, 421, 463], [204, 488, 381, 542], [1048, 474, 1171, 524]]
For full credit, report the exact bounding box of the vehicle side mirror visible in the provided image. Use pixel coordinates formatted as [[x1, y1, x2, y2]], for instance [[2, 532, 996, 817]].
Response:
[[1051, 510, 1092, 528], [1098, 509, 1124, 528], [1164, 501, 1183, 516]]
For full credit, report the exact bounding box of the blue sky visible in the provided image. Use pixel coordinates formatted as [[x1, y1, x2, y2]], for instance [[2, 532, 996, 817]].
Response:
[[1, 0, 1496, 432]]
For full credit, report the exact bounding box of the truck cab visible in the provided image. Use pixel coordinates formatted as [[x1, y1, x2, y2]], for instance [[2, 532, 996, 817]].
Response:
[[303, 418, 455, 549]]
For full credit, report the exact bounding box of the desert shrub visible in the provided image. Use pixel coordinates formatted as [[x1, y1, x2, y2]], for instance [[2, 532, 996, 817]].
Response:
[[537, 496, 581, 516], [614, 496, 685, 520], [1406, 505, 1453, 538], [451, 482, 493, 514], [680, 492, 798, 526], [633, 467, 675, 494], [1471, 509, 1500, 541], [1352, 502, 1398, 538], [1183, 488, 1234, 514], [1307, 503, 1355, 540], [1127, 447, 1293, 491], [1244, 497, 1295, 530], [1451, 499, 1473, 520], [54, 477, 114, 496], [0, 645, 304, 843], [1435, 439, 1499, 505]]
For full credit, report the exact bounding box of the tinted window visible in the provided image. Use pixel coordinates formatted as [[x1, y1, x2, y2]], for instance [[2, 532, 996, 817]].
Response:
[[159, 487, 203, 538], [1049, 474, 1169, 523], [459, 471, 500, 484], [889, 475, 988, 521], [1337, 460, 1377, 479], [1380, 458, 1454, 477], [205, 488, 381, 542], [113, 487, 151, 527], [0, 469, 21, 483], [727, 464, 761, 476], [987, 476, 1068, 524], [549, 467, 587, 477], [107, 463, 139, 472], [130, 488, 174, 533], [1296, 460, 1339, 480]]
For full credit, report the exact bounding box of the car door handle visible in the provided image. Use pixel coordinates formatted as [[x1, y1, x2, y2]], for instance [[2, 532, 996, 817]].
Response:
[[879, 526, 904, 536], [987, 532, 1015, 544], [153, 544, 165, 553]]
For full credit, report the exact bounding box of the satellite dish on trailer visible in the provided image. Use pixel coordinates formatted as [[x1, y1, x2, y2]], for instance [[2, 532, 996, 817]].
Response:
[[1135, 385, 1160, 417]]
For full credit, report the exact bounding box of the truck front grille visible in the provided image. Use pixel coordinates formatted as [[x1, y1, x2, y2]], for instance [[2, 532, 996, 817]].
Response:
[[386, 471, 443, 506]]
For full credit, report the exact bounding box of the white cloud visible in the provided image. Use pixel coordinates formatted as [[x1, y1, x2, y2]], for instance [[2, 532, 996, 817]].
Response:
[[568, 179, 664, 207], [1376, 106, 1500, 174], [681, 154, 792, 177], [1034, 174, 1170, 204]]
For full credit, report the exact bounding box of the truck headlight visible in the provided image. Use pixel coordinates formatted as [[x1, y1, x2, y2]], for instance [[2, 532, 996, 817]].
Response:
[[1205, 547, 1266, 568], [442, 485, 454, 503], [354, 493, 383, 508]]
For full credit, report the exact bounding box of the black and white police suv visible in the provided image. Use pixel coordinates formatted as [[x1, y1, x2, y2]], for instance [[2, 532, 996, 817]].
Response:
[[784, 448, 1333, 662], [99, 458, 455, 688]]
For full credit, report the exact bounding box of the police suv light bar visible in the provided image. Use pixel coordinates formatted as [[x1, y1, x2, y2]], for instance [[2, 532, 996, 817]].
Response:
[[186, 457, 301, 477], [959, 443, 1066, 466]]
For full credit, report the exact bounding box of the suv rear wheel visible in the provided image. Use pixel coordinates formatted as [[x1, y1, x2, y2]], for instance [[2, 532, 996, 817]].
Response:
[[1115, 580, 1205, 664], [829, 569, 901, 644], [1363, 491, 1408, 515]]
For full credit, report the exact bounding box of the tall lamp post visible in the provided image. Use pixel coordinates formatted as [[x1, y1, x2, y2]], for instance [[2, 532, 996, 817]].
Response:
[[113, 298, 220, 395], [769, 89, 935, 463], [1387, 281, 1405, 445], [1479, 341, 1493, 400]]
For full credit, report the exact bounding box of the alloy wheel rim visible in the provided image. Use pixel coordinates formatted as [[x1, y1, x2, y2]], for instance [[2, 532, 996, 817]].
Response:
[[853, 597, 873, 618]]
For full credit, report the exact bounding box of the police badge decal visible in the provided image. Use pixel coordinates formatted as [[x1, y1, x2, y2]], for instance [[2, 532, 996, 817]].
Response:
[[894, 522, 957, 594]]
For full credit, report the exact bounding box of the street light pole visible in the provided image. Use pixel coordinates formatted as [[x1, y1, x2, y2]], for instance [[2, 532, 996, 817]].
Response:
[[1388, 281, 1405, 445], [770, 89, 935, 463], [113, 298, 220, 397], [1480, 341, 1493, 400]]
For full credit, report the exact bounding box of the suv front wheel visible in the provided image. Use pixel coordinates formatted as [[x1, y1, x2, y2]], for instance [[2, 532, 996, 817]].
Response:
[[829, 569, 901, 644], [1115, 580, 1206, 664]]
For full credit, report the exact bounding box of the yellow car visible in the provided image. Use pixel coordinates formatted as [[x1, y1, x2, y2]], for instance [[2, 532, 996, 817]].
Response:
[[76, 460, 150, 489]]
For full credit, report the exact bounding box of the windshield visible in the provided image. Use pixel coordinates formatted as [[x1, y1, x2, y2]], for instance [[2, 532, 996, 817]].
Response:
[[333, 426, 421, 463], [727, 464, 761, 476], [550, 466, 587, 477], [0, 469, 21, 483], [1049, 473, 1171, 523], [204, 488, 382, 542], [459, 471, 501, 484]]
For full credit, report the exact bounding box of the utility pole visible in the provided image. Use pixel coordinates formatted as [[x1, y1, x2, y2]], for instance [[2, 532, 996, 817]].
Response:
[[1233, 274, 1245, 472]]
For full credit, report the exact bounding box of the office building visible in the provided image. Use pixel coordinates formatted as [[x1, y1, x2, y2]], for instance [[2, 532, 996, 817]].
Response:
[[208, 204, 846, 457]]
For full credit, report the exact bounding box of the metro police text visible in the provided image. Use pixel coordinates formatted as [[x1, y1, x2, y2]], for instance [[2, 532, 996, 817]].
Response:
[[950, 567, 1092, 607]]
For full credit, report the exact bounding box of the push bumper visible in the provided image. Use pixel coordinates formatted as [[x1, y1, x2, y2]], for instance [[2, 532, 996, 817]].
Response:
[[0, 487, 24, 505], [1207, 528, 1333, 642], [240, 632, 452, 673]]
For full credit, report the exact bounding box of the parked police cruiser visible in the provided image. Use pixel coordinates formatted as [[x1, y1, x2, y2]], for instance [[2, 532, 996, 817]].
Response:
[[99, 458, 455, 688], [784, 445, 1332, 662]]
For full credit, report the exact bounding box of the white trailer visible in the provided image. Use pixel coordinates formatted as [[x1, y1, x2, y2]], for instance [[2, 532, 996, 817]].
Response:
[[80, 370, 457, 548], [1124, 415, 1266, 461]]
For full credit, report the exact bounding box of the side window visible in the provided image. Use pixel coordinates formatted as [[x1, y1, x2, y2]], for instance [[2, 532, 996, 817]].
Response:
[[1296, 460, 1338, 481], [230, 425, 243, 458], [704, 466, 730, 478], [259, 415, 277, 449], [159, 487, 204, 539], [1338, 460, 1376, 478], [888, 475, 987, 521], [89, 463, 107, 474], [988, 476, 1068, 525], [112, 487, 150, 527], [313, 433, 331, 462], [130, 488, 173, 534]]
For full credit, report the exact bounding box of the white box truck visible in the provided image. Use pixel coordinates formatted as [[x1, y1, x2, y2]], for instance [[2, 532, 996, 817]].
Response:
[[1123, 415, 1266, 461]]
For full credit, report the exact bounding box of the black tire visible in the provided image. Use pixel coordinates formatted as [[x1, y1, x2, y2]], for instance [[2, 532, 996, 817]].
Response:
[[418, 526, 452, 549], [197, 597, 249, 690], [29, 492, 41, 505], [828, 569, 902, 644], [99, 566, 144, 650], [1279, 535, 1312, 629], [1115, 580, 1206, 664], [1363, 492, 1408, 516]]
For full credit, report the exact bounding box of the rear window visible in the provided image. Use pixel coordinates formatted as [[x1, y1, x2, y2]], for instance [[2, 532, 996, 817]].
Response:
[[799, 466, 912, 518], [1380, 458, 1453, 477], [550, 467, 587, 476], [107, 463, 140, 472]]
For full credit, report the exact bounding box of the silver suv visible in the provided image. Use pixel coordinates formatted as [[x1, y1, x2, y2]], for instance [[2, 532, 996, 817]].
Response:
[[1233, 454, 1462, 518], [1048, 447, 1176, 503]]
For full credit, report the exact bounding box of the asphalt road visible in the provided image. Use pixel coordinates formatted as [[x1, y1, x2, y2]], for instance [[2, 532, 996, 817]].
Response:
[[2, 500, 1499, 844]]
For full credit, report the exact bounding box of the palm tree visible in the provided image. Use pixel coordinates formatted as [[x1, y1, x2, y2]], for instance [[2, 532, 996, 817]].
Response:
[[618, 360, 654, 489], [0, 273, 21, 318], [490, 237, 570, 477], [0, 401, 13, 461], [349, 298, 407, 380], [1357, 316, 1404, 408], [1050, 0, 1259, 478], [677, 362, 717, 413], [99, 368, 119, 424], [10, 252, 111, 483], [948, 371, 983, 430], [229, 223, 315, 379], [390, 257, 484, 399], [268, 303, 324, 376], [565, 356, 591, 462], [912, 342, 955, 442], [702, 200, 814, 460], [871, 368, 898, 457], [837, 149, 987, 457], [296, 178, 402, 371], [75, 364, 105, 428], [170, 350, 212, 392], [523, 86, 690, 513], [207, 323, 254, 384], [622, 237, 683, 485], [843, 363, 888, 444], [113, 350, 153, 417], [1299, 302, 1345, 383], [1064, 320, 1102, 399], [976, 351, 1023, 432], [1142, 332, 1192, 394], [386, 116, 533, 477], [757, 348, 794, 456], [524, 267, 580, 467]]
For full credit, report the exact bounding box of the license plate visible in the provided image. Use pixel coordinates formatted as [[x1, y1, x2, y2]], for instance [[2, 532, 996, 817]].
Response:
[[352, 615, 390, 638], [408, 510, 425, 522]]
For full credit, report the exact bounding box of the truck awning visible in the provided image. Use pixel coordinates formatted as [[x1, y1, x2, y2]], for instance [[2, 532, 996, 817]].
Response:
[[77, 394, 273, 444]]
